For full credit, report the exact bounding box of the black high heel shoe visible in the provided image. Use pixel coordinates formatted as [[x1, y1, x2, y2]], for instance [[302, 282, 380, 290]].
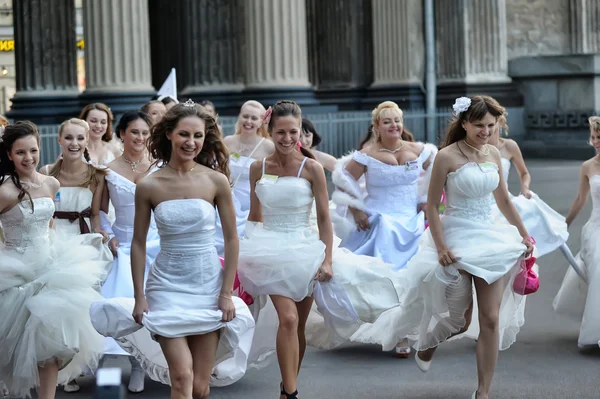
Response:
[[280, 383, 298, 398]]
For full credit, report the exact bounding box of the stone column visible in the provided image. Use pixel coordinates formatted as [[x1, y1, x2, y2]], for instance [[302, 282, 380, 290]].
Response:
[[435, 0, 520, 107], [177, 0, 245, 105], [570, 0, 600, 53], [243, 0, 315, 105], [9, 0, 80, 124], [80, 0, 154, 113], [368, 0, 425, 109], [306, 0, 373, 91], [436, 0, 510, 84]]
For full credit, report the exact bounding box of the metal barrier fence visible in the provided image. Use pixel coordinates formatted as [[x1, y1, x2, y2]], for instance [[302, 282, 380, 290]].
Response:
[[37, 109, 453, 166]]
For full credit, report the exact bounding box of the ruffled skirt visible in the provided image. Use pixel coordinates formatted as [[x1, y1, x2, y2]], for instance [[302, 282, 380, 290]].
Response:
[[0, 233, 108, 398], [492, 192, 568, 257], [351, 214, 530, 352]]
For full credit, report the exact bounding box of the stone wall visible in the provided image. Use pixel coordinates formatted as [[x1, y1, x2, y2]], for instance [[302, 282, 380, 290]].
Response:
[[506, 0, 571, 59]]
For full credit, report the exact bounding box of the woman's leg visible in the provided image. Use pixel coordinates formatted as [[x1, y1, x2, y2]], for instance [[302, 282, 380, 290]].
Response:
[[417, 274, 474, 363], [295, 296, 314, 372], [37, 359, 59, 399], [270, 295, 301, 397], [472, 276, 506, 399], [157, 336, 194, 399], [187, 332, 220, 399]]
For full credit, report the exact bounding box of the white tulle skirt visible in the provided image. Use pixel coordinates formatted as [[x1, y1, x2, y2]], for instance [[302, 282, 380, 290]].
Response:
[[351, 214, 530, 352], [237, 222, 324, 301], [0, 232, 108, 398], [553, 215, 600, 348]]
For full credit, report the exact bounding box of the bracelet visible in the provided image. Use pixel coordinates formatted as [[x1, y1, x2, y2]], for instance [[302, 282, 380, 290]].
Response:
[[219, 294, 232, 300], [523, 236, 536, 245]]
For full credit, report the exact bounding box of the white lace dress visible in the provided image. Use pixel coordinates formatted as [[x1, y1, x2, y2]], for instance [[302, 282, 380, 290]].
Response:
[[335, 147, 433, 271], [99, 171, 161, 356], [492, 158, 568, 256], [90, 199, 256, 387], [351, 162, 532, 351], [553, 175, 600, 348], [0, 198, 106, 398]]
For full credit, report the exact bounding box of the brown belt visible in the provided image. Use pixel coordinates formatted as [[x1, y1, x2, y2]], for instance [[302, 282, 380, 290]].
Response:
[[53, 206, 92, 234]]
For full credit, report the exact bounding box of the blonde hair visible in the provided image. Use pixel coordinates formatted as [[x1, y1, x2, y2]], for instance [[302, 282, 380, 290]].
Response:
[[498, 112, 509, 136], [234, 100, 269, 138], [48, 118, 107, 186], [589, 116, 600, 133], [371, 101, 414, 142]]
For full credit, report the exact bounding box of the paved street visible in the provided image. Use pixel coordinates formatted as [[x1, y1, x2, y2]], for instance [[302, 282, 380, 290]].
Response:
[[55, 160, 599, 399]]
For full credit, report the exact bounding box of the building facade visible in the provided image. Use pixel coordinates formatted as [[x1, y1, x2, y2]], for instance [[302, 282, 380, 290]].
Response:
[[3, 0, 600, 157]]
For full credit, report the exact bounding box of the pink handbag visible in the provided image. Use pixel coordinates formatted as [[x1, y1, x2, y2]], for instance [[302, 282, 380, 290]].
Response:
[[513, 255, 539, 295]]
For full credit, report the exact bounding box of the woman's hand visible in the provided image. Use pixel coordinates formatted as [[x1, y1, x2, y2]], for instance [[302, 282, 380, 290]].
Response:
[[315, 260, 334, 282], [522, 237, 535, 256], [438, 248, 458, 267], [520, 188, 532, 199], [108, 237, 119, 257], [351, 209, 370, 231], [94, 229, 110, 244], [218, 295, 236, 322], [132, 297, 148, 325]]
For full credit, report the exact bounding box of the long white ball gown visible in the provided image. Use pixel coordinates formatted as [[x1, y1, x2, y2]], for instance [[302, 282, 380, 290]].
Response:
[[492, 158, 568, 256], [237, 158, 404, 361], [351, 162, 531, 351], [553, 174, 600, 348], [90, 199, 255, 387], [99, 170, 161, 356], [0, 198, 106, 398]]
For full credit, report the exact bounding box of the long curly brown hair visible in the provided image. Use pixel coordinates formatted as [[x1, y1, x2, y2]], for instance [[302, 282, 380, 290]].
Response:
[[148, 102, 230, 179]]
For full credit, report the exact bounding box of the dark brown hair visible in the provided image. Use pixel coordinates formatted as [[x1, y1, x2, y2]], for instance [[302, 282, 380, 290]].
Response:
[[0, 121, 40, 209], [442, 95, 505, 148], [148, 102, 230, 179], [267, 100, 315, 160], [79, 103, 114, 142], [48, 118, 107, 187]]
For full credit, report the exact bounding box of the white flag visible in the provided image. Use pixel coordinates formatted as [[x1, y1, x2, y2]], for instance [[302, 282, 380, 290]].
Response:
[[157, 68, 177, 100]]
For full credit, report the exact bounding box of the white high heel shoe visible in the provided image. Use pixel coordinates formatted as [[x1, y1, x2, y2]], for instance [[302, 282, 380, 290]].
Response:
[[414, 352, 432, 372]]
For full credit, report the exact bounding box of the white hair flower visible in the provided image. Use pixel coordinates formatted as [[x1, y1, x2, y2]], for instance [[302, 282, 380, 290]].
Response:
[[452, 97, 471, 116]]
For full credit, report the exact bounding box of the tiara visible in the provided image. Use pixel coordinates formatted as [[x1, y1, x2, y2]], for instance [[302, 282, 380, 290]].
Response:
[[183, 99, 196, 108]]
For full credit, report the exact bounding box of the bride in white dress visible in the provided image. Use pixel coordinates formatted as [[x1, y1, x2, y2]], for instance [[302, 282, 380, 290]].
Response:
[[553, 116, 600, 349], [39, 118, 114, 393], [237, 101, 406, 399], [329, 101, 436, 357], [97, 111, 160, 393], [352, 96, 535, 399], [79, 103, 122, 166], [90, 101, 255, 397], [0, 121, 106, 399]]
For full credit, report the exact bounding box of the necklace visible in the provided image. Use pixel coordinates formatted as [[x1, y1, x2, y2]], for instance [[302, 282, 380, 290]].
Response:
[[123, 155, 144, 173], [20, 179, 42, 188], [378, 141, 405, 153], [463, 140, 490, 155], [167, 162, 197, 173]]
